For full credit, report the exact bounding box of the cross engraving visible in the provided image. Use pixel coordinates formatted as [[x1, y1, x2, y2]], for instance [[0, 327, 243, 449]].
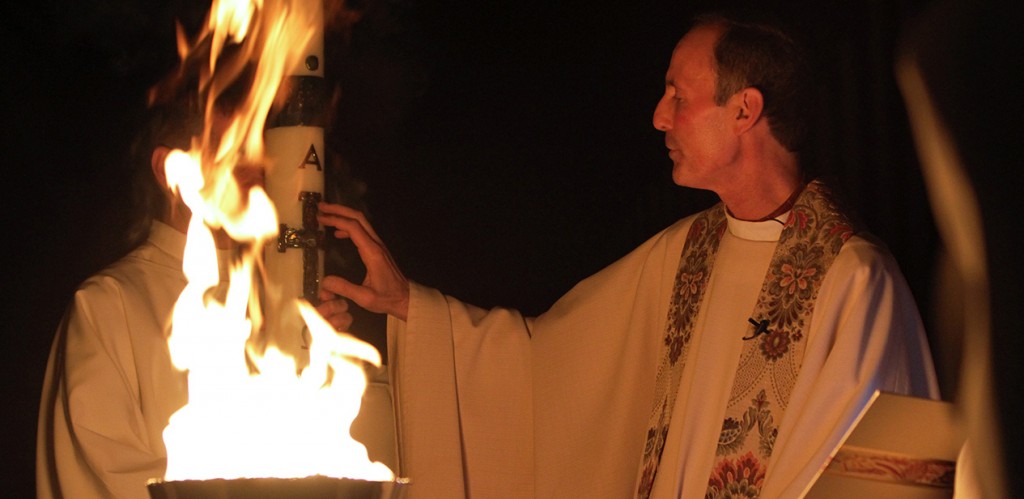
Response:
[[277, 191, 325, 305]]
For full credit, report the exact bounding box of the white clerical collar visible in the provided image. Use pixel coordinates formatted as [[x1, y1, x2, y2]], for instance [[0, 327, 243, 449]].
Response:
[[725, 210, 790, 242]]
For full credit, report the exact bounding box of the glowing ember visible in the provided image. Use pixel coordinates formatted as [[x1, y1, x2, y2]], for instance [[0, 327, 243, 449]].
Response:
[[158, 0, 394, 483]]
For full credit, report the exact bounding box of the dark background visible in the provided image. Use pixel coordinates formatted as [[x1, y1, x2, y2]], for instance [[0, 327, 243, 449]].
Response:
[[2, 0, 951, 496]]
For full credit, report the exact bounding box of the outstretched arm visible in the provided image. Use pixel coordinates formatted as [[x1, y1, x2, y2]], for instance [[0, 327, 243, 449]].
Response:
[[317, 202, 410, 321]]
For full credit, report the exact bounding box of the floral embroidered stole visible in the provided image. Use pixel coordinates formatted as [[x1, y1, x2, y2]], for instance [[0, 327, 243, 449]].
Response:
[[635, 181, 857, 498]]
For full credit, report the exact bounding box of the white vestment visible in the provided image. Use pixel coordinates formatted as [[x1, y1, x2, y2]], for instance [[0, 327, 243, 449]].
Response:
[[37, 222, 191, 499], [388, 210, 938, 498]]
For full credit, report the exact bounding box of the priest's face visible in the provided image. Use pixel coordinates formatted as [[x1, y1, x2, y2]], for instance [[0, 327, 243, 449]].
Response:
[[652, 25, 740, 192]]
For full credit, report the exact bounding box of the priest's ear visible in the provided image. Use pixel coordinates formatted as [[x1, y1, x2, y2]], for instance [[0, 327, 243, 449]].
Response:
[[150, 146, 172, 191], [729, 87, 765, 135], [149, 145, 193, 230]]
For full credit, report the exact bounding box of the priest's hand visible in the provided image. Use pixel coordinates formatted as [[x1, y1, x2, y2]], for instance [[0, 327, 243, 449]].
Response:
[[315, 289, 353, 331], [318, 202, 411, 321]]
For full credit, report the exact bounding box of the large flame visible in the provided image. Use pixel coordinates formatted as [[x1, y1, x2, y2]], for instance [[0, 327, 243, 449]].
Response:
[[159, 0, 393, 482]]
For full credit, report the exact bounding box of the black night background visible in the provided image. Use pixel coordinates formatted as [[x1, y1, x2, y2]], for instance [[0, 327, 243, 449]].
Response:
[[4, 0, 1013, 496]]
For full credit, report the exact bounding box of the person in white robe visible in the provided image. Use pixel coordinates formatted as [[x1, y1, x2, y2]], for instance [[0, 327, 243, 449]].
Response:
[[37, 220, 191, 499], [317, 12, 938, 499], [36, 100, 353, 499]]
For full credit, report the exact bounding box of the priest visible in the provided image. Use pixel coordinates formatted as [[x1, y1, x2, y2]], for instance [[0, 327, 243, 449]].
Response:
[[318, 12, 938, 499]]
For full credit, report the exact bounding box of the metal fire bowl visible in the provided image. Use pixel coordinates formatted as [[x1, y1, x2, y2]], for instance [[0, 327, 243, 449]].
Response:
[[147, 476, 408, 499]]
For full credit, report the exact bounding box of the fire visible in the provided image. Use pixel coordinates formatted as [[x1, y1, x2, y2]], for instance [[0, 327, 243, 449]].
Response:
[[158, 0, 394, 483]]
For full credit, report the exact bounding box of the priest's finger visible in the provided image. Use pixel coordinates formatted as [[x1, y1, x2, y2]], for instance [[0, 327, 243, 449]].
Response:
[[316, 295, 352, 331], [317, 213, 390, 268], [321, 275, 376, 313], [318, 202, 381, 242], [319, 287, 339, 303], [316, 293, 350, 316], [323, 274, 408, 321]]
